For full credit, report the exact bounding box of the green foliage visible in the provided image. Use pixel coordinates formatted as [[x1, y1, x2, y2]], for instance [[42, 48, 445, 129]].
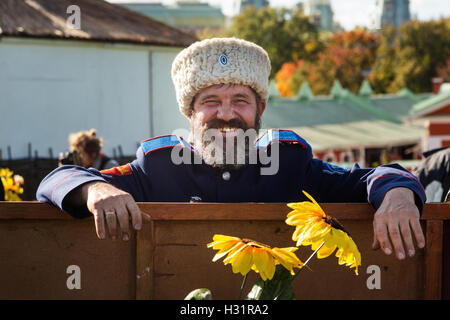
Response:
[[197, 27, 228, 40], [369, 26, 397, 93], [370, 18, 450, 93], [276, 29, 379, 96], [203, 5, 449, 95], [246, 265, 296, 300], [227, 6, 322, 78]]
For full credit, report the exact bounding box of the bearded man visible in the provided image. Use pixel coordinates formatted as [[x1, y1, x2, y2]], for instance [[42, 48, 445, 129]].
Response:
[[37, 38, 426, 261]]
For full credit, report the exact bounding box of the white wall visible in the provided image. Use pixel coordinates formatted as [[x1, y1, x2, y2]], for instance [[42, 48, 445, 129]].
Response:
[[0, 38, 188, 159], [151, 51, 190, 138]]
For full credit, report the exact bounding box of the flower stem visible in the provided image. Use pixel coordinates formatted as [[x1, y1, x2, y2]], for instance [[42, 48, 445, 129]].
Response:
[[274, 241, 325, 300], [238, 273, 248, 300], [292, 241, 325, 282]]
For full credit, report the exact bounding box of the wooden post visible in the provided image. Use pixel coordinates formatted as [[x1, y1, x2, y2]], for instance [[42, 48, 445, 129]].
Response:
[[135, 220, 155, 300], [424, 220, 444, 300]]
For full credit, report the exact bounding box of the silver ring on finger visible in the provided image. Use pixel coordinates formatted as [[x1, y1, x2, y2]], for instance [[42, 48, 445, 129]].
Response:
[[105, 210, 116, 217]]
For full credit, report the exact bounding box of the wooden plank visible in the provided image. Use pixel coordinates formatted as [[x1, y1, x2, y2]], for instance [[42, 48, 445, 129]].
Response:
[[0, 219, 135, 299], [152, 219, 425, 299], [443, 221, 450, 299], [1, 202, 450, 220], [0, 202, 71, 219], [135, 220, 154, 300], [139, 203, 376, 220], [424, 220, 444, 300]]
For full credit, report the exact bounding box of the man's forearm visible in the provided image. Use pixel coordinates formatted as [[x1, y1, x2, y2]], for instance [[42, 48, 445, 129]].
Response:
[[65, 181, 105, 208]]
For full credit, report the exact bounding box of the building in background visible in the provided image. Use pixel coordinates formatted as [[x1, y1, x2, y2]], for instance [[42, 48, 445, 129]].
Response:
[[120, 1, 225, 36], [230, 0, 269, 15], [409, 84, 450, 151], [304, 0, 334, 31], [0, 0, 196, 161], [240, 0, 269, 11], [264, 79, 431, 168], [376, 0, 411, 29]]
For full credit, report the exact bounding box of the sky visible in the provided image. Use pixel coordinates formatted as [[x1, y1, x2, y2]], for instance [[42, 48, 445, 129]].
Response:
[[110, 0, 450, 30]]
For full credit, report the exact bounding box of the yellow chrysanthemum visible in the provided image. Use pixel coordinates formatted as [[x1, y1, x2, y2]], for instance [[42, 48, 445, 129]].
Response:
[[285, 190, 361, 275], [207, 234, 303, 281], [1, 168, 24, 201]]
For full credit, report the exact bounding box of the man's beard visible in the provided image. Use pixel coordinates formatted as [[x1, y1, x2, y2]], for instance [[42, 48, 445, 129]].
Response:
[[190, 112, 261, 170]]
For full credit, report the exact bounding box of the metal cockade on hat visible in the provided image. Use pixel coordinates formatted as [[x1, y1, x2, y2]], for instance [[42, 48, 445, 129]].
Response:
[[218, 54, 228, 66]]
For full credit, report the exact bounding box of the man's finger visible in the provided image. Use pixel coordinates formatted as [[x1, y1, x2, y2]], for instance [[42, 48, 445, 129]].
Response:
[[93, 209, 106, 239], [387, 221, 405, 260], [399, 219, 415, 257], [410, 217, 425, 249], [372, 234, 380, 250], [141, 211, 152, 222], [126, 200, 143, 230], [115, 204, 131, 241], [105, 210, 118, 240], [374, 220, 392, 255]]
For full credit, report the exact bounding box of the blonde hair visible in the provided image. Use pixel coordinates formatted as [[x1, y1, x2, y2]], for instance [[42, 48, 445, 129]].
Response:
[[68, 129, 103, 156]]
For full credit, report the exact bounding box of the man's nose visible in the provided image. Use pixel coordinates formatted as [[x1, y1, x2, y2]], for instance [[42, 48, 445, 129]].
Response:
[[216, 103, 235, 122]]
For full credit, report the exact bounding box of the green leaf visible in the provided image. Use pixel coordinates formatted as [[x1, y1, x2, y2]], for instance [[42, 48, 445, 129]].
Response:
[[184, 288, 212, 300], [246, 265, 296, 300]]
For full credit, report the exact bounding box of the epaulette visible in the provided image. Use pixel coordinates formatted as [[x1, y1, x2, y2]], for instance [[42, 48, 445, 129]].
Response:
[[141, 135, 193, 156], [256, 129, 310, 151], [100, 164, 132, 176]]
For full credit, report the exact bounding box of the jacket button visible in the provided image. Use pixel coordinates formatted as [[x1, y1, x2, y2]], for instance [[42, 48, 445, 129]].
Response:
[[222, 171, 231, 181]]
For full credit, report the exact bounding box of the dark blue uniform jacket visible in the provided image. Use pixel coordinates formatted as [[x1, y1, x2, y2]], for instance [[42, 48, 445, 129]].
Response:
[[36, 129, 426, 218]]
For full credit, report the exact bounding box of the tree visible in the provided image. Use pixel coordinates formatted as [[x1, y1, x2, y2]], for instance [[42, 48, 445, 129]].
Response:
[[227, 6, 322, 78], [275, 60, 306, 97], [369, 26, 396, 93], [370, 18, 450, 93], [276, 29, 379, 96]]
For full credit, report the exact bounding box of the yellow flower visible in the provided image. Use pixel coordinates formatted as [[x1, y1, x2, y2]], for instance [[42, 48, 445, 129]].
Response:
[[286, 190, 361, 275], [207, 234, 303, 281], [1, 168, 24, 201]]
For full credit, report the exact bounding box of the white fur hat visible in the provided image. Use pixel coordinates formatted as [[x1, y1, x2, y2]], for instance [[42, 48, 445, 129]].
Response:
[[171, 37, 271, 116]]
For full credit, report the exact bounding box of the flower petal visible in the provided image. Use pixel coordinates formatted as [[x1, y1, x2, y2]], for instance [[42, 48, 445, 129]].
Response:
[[252, 248, 271, 281], [271, 248, 303, 274], [230, 245, 253, 276]]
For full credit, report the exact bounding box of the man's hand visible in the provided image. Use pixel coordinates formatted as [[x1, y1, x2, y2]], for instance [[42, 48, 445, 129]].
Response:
[[81, 181, 151, 240], [372, 187, 425, 260]]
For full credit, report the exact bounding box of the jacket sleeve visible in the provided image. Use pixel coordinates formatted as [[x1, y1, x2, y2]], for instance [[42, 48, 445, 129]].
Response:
[[36, 147, 149, 218], [304, 157, 426, 213]]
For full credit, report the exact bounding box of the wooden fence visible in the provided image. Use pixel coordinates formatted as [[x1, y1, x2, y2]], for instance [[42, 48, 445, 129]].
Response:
[[0, 202, 449, 300]]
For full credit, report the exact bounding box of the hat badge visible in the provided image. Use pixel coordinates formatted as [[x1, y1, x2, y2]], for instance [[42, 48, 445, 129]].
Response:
[[218, 54, 228, 66]]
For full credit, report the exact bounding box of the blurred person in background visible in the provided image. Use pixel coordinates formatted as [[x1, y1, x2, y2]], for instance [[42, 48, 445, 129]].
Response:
[[58, 129, 118, 170], [412, 147, 450, 203]]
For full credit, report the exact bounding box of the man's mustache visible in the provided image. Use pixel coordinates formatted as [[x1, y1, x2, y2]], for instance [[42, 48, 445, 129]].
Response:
[[204, 118, 250, 130]]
